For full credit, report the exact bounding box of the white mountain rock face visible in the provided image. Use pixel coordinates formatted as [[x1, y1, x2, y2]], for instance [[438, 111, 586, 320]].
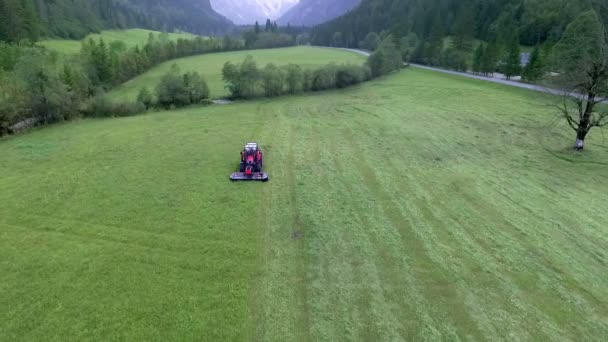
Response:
[[211, 0, 298, 25], [278, 0, 361, 26]]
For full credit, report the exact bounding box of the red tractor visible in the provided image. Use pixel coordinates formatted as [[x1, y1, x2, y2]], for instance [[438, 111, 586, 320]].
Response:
[[230, 142, 269, 181]]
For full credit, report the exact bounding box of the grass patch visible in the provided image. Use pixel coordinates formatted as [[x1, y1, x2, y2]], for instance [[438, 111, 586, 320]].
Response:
[[1, 68, 607, 340], [107, 46, 367, 102], [39, 29, 199, 56]]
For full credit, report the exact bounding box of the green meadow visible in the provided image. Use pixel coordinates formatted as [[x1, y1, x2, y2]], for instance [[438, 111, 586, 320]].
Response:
[[108, 46, 367, 102], [1, 62, 607, 340]]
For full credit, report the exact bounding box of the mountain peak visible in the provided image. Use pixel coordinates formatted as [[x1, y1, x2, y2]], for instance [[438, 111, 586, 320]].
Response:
[[211, 0, 299, 25], [277, 0, 362, 26]]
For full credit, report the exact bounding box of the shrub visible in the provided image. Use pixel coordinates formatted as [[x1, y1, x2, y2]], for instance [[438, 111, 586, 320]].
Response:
[[0, 75, 30, 135], [137, 87, 154, 109], [284, 64, 304, 94], [312, 64, 338, 91], [238, 56, 260, 98], [156, 65, 189, 108], [262, 63, 286, 97], [222, 61, 241, 98], [367, 36, 403, 78], [221, 57, 376, 100], [222, 56, 260, 99], [82, 95, 144, 118], [302, 69, 314, 92], [336, 64, 370, 88], [183, 72, 210, 104]]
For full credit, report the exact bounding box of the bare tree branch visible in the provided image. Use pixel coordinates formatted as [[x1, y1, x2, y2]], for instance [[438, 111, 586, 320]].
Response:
[[555, 99, 580, 131]]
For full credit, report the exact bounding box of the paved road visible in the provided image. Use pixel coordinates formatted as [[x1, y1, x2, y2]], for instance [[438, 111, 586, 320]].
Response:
[[337, 47, 568, 97]]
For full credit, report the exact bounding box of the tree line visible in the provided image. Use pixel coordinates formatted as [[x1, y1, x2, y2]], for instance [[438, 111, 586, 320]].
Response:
[[222, 36, 403, 100], [312, 0, 607, 48], [241, 19, 310, 50], [312, 0, 608, 80]]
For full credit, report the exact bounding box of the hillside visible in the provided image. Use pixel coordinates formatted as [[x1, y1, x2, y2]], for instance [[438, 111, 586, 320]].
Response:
[[277, 0, 361, 27], [0, 0, 232, 42], [311, 0, 608, 47], [211, 0, 297, 25]]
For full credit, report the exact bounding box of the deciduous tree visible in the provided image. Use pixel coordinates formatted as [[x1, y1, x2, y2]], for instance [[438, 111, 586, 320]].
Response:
[[553, 10, 608, 150]]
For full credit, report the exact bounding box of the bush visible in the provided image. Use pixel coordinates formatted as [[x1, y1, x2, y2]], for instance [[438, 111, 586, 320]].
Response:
[[137, 87, 154, 109], [0, 75, 30, 135], [155, 66, 210, 108], [221, 57, 377, 100], [82, 95, 144, 118], [367, 36, 403, 78], [302, 69, 314, 92], [312, 64, 338, 91], [156, 65, 189, 108], [222, 56, 260, 99], [262, 64, 286, 97], [336, 64, 371, 88], [222, 61, 241, 98], [284, 64, 304, 94], [183, 72, 210, 104]]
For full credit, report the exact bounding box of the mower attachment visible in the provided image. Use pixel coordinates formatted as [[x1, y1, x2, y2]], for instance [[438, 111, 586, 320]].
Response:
[[230, 172, 269, 182]]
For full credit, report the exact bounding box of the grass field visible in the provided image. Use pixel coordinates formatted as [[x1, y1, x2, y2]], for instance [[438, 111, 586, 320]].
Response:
[[108, 46, 367, 102], [1, 66, 607, 341], [39, 29, 198, 56]]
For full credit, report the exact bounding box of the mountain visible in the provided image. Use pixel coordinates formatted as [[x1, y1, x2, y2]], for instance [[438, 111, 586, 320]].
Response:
[[277, 0, 361, 27], [311, 0, 608, 47], [0, 0, 232, 42], [211, 0, 298, 25]]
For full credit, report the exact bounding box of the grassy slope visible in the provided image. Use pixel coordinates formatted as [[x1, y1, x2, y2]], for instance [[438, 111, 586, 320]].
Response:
[[39, 29, 198, 55], [108, 46, 367, 102], [1, 68, 607, 341]]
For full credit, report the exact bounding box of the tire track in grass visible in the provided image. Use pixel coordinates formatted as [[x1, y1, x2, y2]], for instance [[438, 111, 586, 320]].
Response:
[[249, 103, 281, 341], [371, 104, 570, 339], [286, 113, 313, 342], [253, 102, 312, 342], [363, 104, 549, 339], [340, 126, 487, 340], [326, 105, 443, 339], [453, 187, 608, 338], [327, 132, 415, 340], [430, 166, 607, 335], [304, 99, 396, 340], [248, 101, 315, 341], [372, 104, 604, 339]]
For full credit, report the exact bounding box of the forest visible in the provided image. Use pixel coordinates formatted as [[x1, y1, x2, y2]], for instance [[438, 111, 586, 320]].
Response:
[[0, 0, 232, 42], [312, 0, 608, 48]]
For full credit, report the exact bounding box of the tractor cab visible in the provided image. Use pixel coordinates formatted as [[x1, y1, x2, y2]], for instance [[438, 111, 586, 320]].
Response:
[[244, 142, 258, 152]]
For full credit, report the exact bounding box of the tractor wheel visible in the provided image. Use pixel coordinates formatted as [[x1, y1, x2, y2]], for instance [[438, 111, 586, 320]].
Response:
[[239, 163, 245, 172]]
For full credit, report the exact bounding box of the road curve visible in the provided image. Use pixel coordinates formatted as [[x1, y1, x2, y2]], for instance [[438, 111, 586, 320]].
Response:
[[336, 47, 567, 98]]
